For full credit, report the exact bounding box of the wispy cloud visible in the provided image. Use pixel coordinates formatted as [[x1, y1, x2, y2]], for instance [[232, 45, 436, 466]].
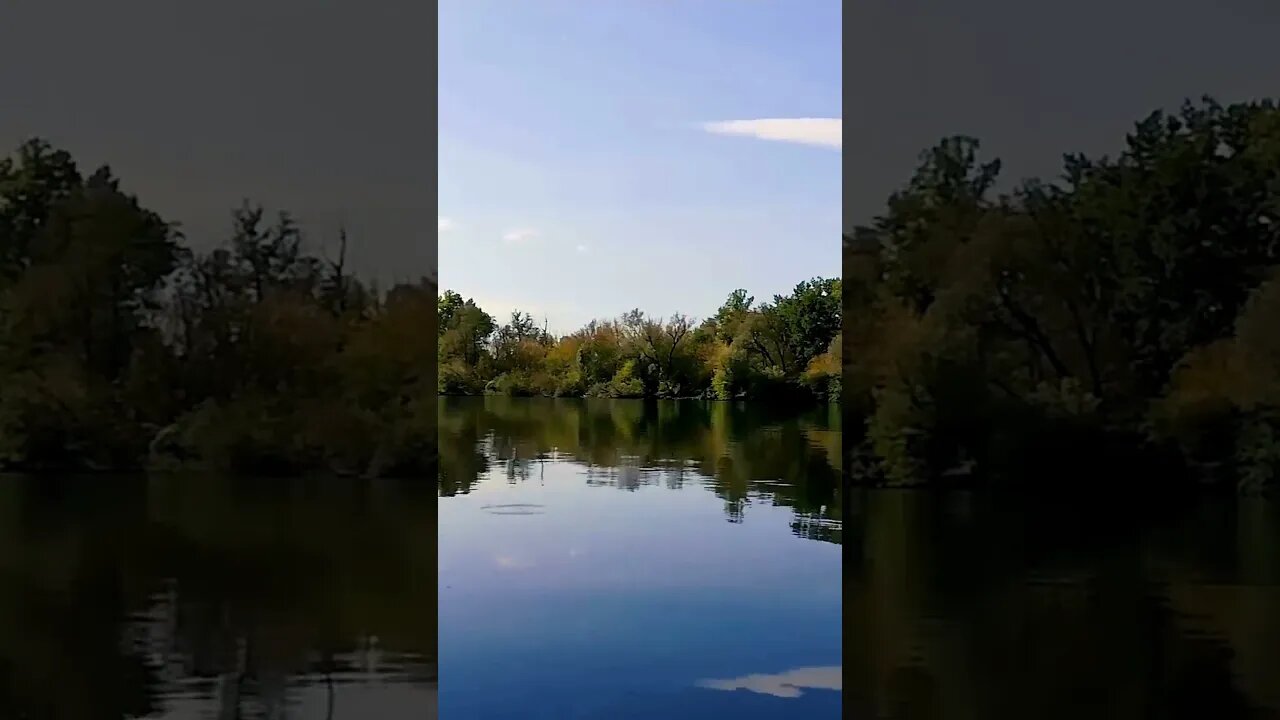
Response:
[[696, 666, 842, 698], [438, 216, 456, 232], [701, 118, 841, 150], [575, 244, 589, 253], [494, 554, 533, 569], [502, 228, 541, 244]]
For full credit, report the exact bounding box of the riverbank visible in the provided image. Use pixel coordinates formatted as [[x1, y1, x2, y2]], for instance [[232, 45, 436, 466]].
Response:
[[436, 387, 838, 404]]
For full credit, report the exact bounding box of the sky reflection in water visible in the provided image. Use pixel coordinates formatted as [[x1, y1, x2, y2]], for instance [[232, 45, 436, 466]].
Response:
[[438, 397, 843, 719]]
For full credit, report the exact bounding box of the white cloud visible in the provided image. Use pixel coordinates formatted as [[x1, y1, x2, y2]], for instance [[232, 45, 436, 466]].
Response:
[[696, 666, 842, 698], [701, 118, 842, 150], [494, 554, 532, 569], [438, 216, 456, 232], [575, 244, 589, 253], [502, 228, 541, 244]]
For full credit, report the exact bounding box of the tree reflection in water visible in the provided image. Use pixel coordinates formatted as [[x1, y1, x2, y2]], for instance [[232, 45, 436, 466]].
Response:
[[0, 476, 437, 719], [848, 491, 1280, 720], [437, 396, 843, 545]]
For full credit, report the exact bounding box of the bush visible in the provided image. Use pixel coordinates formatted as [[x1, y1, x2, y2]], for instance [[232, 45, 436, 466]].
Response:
[[0, 365, 148, 471], [153, 397, 314, 476], [608, 361, 645, 398], [439, 359, 485, 395], [554, 369, 585, 397], [1236, 409, 1280, 491], [867, 383, 935, 486]]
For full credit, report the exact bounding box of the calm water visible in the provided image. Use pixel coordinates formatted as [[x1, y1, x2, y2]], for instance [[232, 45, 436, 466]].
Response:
[[0, 476, 436, 719], [849, 491, 1280, 720], [438, 396, 843, 719]]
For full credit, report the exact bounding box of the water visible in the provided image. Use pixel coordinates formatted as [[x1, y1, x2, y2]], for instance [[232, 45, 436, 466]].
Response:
[[438, 396, 843, 719], [849, 491, 1280, 719], [0, 476, 437, 719]]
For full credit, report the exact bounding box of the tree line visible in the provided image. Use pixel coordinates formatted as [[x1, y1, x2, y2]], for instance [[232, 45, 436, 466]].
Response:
[[0, 139, 436, 476], [844, 97, 1280, 490], [437, 279, 842, 402]]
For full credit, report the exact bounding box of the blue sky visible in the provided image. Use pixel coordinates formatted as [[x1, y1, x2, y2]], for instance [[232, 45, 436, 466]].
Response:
[[438, 0, 841, 333]]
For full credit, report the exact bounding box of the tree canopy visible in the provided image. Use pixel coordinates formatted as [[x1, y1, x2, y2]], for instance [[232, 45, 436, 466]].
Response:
[[844, 97, 1280, 490], [436, 278, 842, 403], [0, 139, 436, 476]]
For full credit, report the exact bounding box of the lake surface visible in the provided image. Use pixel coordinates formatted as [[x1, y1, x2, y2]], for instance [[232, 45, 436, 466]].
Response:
[[438, 396, 843, 719], [849, 490, 1280, 719], [0, 476, 436, 719]]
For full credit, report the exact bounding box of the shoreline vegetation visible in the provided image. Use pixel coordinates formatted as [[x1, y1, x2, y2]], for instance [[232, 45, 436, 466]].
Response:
[[845, 97, 1280, 491], [0, 139, 435, 477], [436, 280, 841, 404]]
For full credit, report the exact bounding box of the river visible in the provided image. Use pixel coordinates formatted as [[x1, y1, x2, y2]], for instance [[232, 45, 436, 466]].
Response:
[[848, 490, 1280, 719], [438, 395, 843, 718], [0, 475, 437, 718]]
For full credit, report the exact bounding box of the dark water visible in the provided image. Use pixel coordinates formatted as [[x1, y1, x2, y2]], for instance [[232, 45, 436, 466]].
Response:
[[0, 476, 436, 719], [849, 491, 1280, 720], [438, 396, 843, 719]]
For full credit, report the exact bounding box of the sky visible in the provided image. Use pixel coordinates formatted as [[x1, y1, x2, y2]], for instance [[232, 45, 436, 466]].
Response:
[[1, 1, 1276, 330], [0, 1, 434, 285], [842, 0, 1280, 230], [438, 1, 842, 333]]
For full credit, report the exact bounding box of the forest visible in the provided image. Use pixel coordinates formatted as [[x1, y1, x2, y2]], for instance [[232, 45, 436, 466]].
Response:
[[0, 139, 436, 476], [844, 97, 1280, 490], [436, 280, 841, 402]]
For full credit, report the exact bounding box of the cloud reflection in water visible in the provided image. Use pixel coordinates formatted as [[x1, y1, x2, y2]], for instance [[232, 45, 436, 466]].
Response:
[[696, 666, 841, 698]]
